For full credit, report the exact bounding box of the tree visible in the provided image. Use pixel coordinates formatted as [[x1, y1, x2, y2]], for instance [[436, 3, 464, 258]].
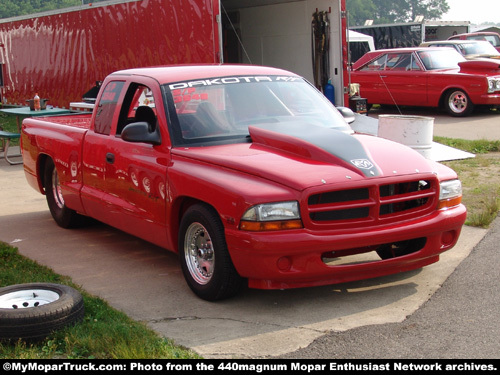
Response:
[[347, 0, 450, 26], [0, 0, 107, 19], [345, 0, 377, 27]]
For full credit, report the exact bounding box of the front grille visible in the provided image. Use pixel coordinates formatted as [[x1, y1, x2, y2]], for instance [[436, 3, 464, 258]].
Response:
[[307, 177, 437, 228]]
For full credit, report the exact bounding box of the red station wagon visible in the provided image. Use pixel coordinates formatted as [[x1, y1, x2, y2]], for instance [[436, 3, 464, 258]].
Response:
[[351, 47, 500, 116]]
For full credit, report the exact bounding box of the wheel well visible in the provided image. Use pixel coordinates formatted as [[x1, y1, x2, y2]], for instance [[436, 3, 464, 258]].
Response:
[[439, 88, 455, 108], [37, 154, 50, 194]]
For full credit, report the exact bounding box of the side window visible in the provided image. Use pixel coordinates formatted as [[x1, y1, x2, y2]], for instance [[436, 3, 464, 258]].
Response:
[[117, 83, 157, 135], [94, 81, 125, 135], [390, 53, 412, 70], [361, 54, 388, 71], [409, 54, 422, 71], [485, 35, 500, 47]]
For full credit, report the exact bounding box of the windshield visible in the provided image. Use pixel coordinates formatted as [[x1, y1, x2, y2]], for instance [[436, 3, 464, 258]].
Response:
[[164, 76, 351, 146], [417, 49, 465, 70], [460, 42, 499, 56]]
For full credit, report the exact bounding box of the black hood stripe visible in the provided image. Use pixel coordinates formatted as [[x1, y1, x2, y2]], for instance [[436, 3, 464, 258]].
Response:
[[249, 122, 380, 177]]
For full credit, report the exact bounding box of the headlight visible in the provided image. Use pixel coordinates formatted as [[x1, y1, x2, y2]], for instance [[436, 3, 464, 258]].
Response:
[[438, 179, 462, 209], [487, 77, 500, 93], [240, 201, 303, 231]]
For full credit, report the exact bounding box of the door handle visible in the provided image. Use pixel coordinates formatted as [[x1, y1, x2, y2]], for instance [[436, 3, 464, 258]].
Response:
[[106, 152, 115, 164]]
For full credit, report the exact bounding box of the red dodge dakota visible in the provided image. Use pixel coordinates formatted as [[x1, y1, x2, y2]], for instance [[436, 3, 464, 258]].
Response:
[[21, 65, 467, 300]]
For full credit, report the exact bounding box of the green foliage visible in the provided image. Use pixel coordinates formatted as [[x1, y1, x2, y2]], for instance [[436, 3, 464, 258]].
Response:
[[438, 138, 500, 228], [0, 0, 106, 19], [0, 112, 20, 145], [347, 0, 450, 26], [0, 242, 64, 287], [434, 136, 500, 154]]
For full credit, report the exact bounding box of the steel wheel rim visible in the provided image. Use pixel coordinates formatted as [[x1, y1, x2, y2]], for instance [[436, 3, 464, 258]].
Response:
[[0, 289, 60, 309], [51, 168, 65, 209], [448, 91, 468, 114], [184, 222, 215, 285]]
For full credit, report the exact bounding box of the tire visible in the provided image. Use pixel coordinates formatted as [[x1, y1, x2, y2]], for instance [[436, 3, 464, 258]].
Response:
[[444, 89, 474, 117], [0, 283, 85, 342], [178, 204, 244, 301], [44, 158, 83, 228]]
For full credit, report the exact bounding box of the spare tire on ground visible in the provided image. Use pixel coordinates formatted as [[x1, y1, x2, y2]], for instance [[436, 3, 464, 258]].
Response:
[[0, 283, 85, 342]]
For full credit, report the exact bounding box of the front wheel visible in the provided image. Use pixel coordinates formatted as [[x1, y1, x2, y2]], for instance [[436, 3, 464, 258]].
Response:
[[444, 89, 473, 117], [178, 204, 244, 301]]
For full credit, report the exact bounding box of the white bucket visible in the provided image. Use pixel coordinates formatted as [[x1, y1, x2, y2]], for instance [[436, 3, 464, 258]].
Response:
[[378, 115, 434, 158]]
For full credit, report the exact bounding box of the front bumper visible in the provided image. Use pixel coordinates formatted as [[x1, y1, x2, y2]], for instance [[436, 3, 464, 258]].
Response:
[[225, 204, 467, 289], [476, 92, 500, 105]]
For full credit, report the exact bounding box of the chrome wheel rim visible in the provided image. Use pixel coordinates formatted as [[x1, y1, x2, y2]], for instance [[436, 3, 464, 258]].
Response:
[[184, 222, 214, 285], [51, 168, 65, 209], [448, 91, 468, 114]]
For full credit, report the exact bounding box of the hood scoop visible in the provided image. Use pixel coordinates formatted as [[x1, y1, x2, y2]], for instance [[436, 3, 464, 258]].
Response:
[[249, 122, 380, 177]]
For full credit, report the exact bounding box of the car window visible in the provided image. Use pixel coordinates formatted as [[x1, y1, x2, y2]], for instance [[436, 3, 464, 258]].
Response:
[[116, 83, 157, 135], [94, 81, 125, 135], [360, 52, 420, 71], [164, 75, 351, 146], [417, 49, 464, 70], [468, 35, 500, 47], [460, 41, 499, 55], [360, 54, 388, 71]]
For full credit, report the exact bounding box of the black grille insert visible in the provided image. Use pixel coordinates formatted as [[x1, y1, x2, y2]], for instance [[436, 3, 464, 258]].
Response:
[[307, 179, 435, 225], [308, 188, 369, 205]]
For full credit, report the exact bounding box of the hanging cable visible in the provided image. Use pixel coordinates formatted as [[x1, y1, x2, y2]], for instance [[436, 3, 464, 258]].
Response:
[[221, 3, 252, 64]]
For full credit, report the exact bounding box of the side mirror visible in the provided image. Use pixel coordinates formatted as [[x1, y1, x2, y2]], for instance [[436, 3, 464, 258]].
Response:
[[336, 106, 356, 124], [121, 122, 161, 145]]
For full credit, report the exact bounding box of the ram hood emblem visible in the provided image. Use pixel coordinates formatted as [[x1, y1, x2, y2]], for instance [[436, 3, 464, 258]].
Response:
[[351, 159, 374, 170]]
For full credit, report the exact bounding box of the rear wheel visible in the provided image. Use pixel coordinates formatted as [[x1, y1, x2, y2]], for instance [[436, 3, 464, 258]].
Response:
[[179, 204, 244, 301], [444, 89, 473, 117], [44, 159, 83, 228]]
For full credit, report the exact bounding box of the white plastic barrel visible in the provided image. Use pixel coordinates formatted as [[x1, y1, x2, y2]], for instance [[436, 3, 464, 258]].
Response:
[[377, 115, 434, 158]]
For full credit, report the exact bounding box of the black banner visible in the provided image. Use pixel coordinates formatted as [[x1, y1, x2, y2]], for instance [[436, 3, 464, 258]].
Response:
[[1, 359, 498, 374]]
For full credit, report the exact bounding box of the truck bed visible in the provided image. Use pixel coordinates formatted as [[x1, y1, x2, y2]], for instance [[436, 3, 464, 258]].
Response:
[[32, 113, 93, 129], [21, 112, 93, 195]]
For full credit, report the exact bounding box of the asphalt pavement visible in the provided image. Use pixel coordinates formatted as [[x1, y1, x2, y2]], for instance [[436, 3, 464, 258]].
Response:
[[0, 107, 499, 359]]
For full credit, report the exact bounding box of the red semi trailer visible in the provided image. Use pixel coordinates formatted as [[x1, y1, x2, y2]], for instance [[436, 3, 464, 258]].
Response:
[[0, 0, 350, 109]]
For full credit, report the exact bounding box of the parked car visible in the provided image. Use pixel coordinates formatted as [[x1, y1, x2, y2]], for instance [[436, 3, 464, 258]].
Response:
[[448, 31, 500, 52], [420, 40, 500, 60], [351, 47, 500, 116]]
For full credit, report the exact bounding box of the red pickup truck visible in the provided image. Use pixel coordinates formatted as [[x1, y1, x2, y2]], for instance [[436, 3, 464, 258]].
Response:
[[21, 65, 466, 301]]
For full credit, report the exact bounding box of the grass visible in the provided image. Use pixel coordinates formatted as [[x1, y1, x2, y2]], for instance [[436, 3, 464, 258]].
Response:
[[0, 242, 200, 359], [435, 136, 500, 228], [434, 136, 500, 154], [0, 110, 20, 146]]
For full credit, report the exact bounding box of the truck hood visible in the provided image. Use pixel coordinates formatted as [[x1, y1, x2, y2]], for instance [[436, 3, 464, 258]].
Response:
[[172, 122, 434, 191]]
